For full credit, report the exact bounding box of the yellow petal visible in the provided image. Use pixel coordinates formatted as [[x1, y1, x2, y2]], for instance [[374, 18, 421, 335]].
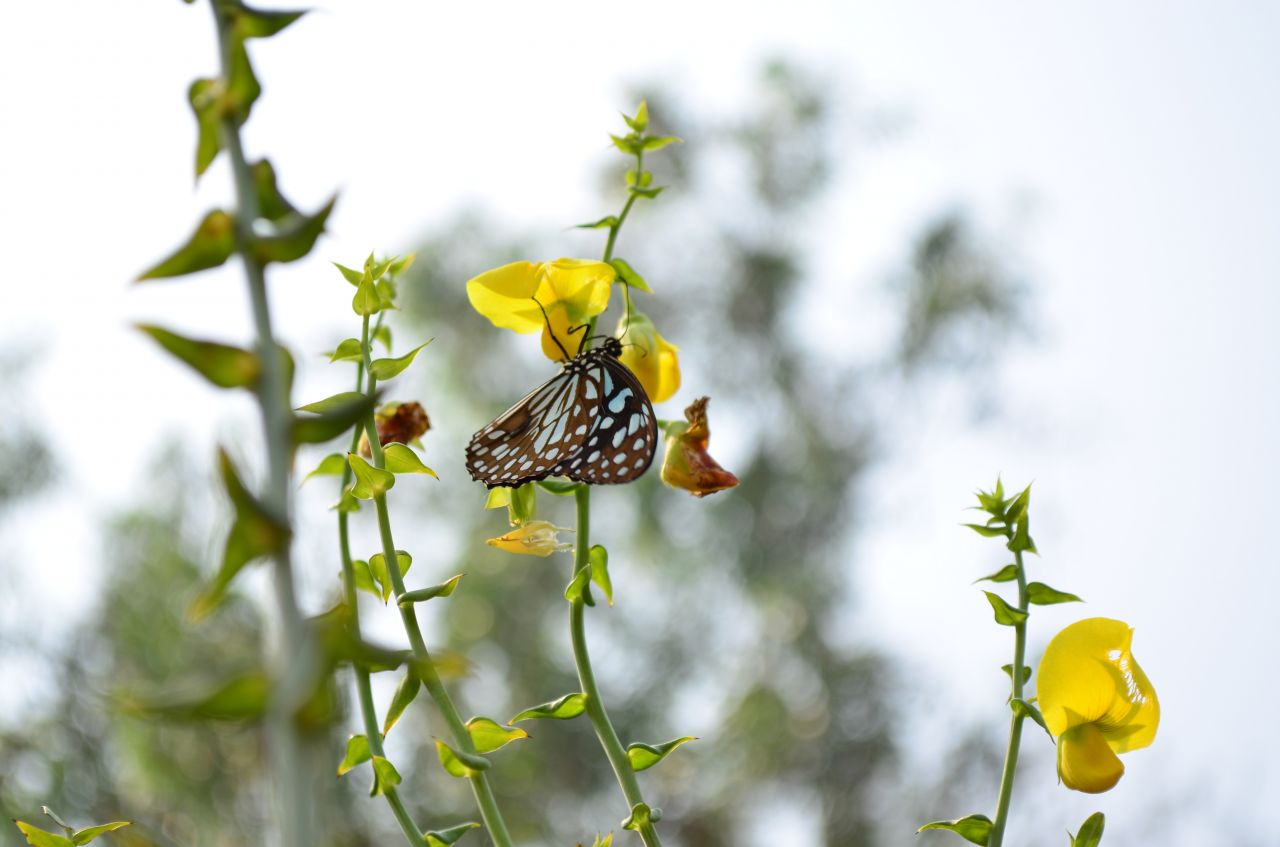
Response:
[[536, 259, 615, 324], [539, 304, 580, 362], [1057, 722, 1125, 793], [1037, 617, 1159, 752], [466, 261, 546, 333], [618, 311, 681, 403], [486, 520, 573, 557]]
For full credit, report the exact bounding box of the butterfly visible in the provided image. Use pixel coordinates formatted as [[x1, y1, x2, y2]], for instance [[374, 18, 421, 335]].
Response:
[[466, 336, 658, 489]]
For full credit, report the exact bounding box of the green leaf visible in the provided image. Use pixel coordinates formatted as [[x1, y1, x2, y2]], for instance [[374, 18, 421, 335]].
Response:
[[353, 272, 380, 315], [565, 564, 593, 606], [230, 3, 306, 38], [975, 564, 1019, 583], [124, 669, 271, 722], [348, 453, 395, 499], [372, 324, 393, 351], [434, 740, 490, 778], [625, 169, 653, 188], [335, 488, 362, 514], [13, 822, 73, 847], [388, 253, 416, 276], [251, 159, 298, 222], [337, 733, 372, 776], [368, 549, 412, 603], [332, 262, 365, 286], [589, 544, 613, 605], [465, 717, 529, 753], [510, 692, 586, 723], [1001, 664, 1032, 685], [918, 814, 993, 845], [640, 135, 681, 152], [626, 736, 696, 772], [1006, 484, 1031, 524], [137, 209, 235, 280], [350, 558, 377, 596], [1026, 582, 1082, 605], [624, 100, 649, 132], [376, 277, 398, 310], [302, 453, 346, 484], [609, 133, 641, 155], [384, 443, 438, 478], [982, 591, 1027, 626], [70, 822, 130, 846], [509, 483, 537, 525], [621, 803, 652, 832], [424, 823, 481, 847], [188, 78, 222, 176], [962, 522, 1008, 539], [370, 340, 432, 381], [328, 337, 363, 363], [576, 215, 618, 230], [383, 673, 421, 735], [629, 186, 665, 199], [537, 479, 582, 496], [370, 755, 402, 796], [484, 488, 511, 510], [1011, 698, 1051, 737], [252, 197, 336, 265], [294, 392, 377, 445], [609, 258, 652, 293], [1071, 812, 1105, 847], [137, 325, 259, 389], [398, 574, 464, 606], [224, 39, 260, 126]]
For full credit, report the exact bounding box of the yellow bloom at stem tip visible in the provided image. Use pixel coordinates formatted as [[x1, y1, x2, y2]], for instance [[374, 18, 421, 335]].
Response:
[[486, 520, 574, 557], [1037, 617, 1159, 793], [617, 311, 680, 403], [466, 259, 616, 361]]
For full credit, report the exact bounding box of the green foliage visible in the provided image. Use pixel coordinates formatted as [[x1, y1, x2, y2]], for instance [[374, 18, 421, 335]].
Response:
[[137, 325, 260, 389], [982, 591, 1027, 627], [465, 717, 529, 753], [383, 673, 421, 736], [348, 453, 395, 499], [1010, 698, 1050, 737], [251, 197, 336, 265], [368, 549, 413, 602], [510, 693, 587, 723], [398, 574, 464, 606], [302, 452, 346, 484], [918, 814, 994, 845], [626, 736, 696, 772], [384, 442, 437, 477], [294, 391, 377, 444], [337, 734, 372, 776], [13, 816, 131, 847], [1026, 582, 1082, 605], [609, 258, 652, 293], [1070, 813, 1105, 847], [620, 803, 653, 833], [424, 823, 480, 846], [588, 544, 613, 605], [370, 755, 402, 796], [370, 340, 432, 381], [435, 740, 491, 778], [136, 210, 235, 279]]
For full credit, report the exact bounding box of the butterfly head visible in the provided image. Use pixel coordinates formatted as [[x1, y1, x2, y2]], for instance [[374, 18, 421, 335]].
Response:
[[598, 336, 623, 358]]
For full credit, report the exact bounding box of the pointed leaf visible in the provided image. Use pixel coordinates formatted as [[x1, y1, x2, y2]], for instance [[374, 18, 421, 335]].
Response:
[[465, 717, 529, 754], [1011, 698, 1051, 738], [13, 822, 73, 847], [510, 692, 586, 723], [640, 135, 681, 152], [373, 324, 393, 351], [370, 340, 432, 381], [975, 564, 1019, 583], [1071, 813, 1105, 847], [1026, 582, 1083, 605], [624, 100, 648, 132], [384, 443, 438, 478], [303, 453, 346, 485], [398, 574, 464, 606], [576, 215, 618, 230], [251, 197, 336, 265], [1001, 664, 1032, 685], [337, 734, 372, 776], [565, 564, 593, 605], [294, 392, 377, 445], [328, 338, 363, 363], [509, 483, 537, 525], [621, 804, 652, 832], [484, 488, 511, 510], [137, 325, 260, 389], [249, 159, 298, 222], [626, 736, 696, 772], [589, 544, 613, 605], [350, 558, 377, 596], [962, 522, 1008, 539], [188, 78, 222, 176], [537, 479, 582, 496], [138, 210, 235, 280], [983, 591, 1028, 626], [424, 823, 481, 847], [370, 755, 402, 796], [434, 739, 490, 778], [629, 186, 665, 199], [918, 814, 993, 845], [609, 258, 652, 293], [70, 822, 130, 846], [383, 673, 421, 735], [609, 133, 641, 155], [224, 40, 260, 125], [231, 3, 306, 38]]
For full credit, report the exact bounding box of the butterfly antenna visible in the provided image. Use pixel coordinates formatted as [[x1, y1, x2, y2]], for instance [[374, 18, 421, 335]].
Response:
[[567, 323, 591, 356], [531, 295, 573, 361]]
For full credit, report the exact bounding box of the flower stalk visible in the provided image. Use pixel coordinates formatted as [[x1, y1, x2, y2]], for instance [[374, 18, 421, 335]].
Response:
[[988, 546, 1028, 847]]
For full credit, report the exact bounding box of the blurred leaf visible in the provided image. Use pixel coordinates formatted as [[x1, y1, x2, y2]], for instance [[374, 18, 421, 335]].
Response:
[[434, 740, 489, 778], [975, 564, 1018, 583], [609, 133, 641, 155], [125, 668, 271, 722], [297, 391, 365, 414], [536, 479, 581, 496], [1026, 582, 1082, 605], [1070, 813, 1105, 847], [640, 135, 681, 152], [188, 78, 222, 176], [349, 453, 395, 500], [962, 522, 1008, 539], [370, 755, 402, 796], [376, 278, 398, 310], [626, 736, 696, 772], [565, 565, 593, 606], [624, 100, 649, 132], [337, 734, 372, 776], [629, 186, 665, 199], [576, 215, 618, 230], [370, 340, 432, 381], [589, 544, 613, 605], [609, 258, 652, 293], [224, 39, 260, 126], [1001, 664, 1031, 685], [294, 392, 377, 445], [350, 558, 377, 596], [250, 159, 298, 222], [373, 323, 393, 350], [353, 272, 381, 316], [388, 252, 416, 275], [334, 488, 362, 514], [13, 822, 72, 847], [137, 325, 259, 389], [625, 169, 653, 188], [465, 717, 529, 753], [368, 549, 412, 602], [137, 209, 235, 280], [384, 443, 438, 478], [398, 574, 464, 606], [983, 591, 1027, 627], [383, 673, 421, 735], [621, 804, 652, 833], [302, 453, 346, 485], [510, 692, 586, 723], [424, 823, 480, 847], [251, 197, 336, 265], [230, 3, 306, 38], [1011, 698, 1050, 737], [1006, 485, 1031, 523], [70, 822, 130, 847], [918, 814, 993, 845], [333, 262, 364, 286], [327, 338, 363, 362]]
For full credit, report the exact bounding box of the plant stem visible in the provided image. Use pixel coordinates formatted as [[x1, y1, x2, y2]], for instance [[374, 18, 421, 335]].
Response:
[[208, 5, 314, 847], [570, 488, 662, 846], [988, 548, 1029, 847], [358, 319, 514, 847]]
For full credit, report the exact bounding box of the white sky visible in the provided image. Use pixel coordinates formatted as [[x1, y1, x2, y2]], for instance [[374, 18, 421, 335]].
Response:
[[2, 2, 1278, 845]]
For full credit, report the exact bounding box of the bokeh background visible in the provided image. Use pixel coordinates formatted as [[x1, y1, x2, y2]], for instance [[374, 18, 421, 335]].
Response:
[[2, 2, 1278, 845]]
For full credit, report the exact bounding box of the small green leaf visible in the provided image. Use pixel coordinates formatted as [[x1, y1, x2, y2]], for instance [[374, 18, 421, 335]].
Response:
[[509, 483, 537, 525], [565, 565, 593, 605], [370, 340, 432, 381], [484, 488, 511, 510], [384, 443, 438, 478], [353, 273, 380, 316], [424, 823, 481, 847], [138, 209, 236, 280], [298, 391, 366, 414], [252, 197, 336, 265], [621, 803, 652, 832], [294, 392, 377, 445], [1006, 484, 1031, 524], [373, 324, 393, 351], [983, 591, 1028, 626], [188, 78, 223, 176], [918, 814, 993, 845], [224, 40, 261, 126], [1026, 582, 1083, 605], [350, 558, 377, 596], [348, 454, 395, 500], [624, 100, 649, 132], [628, 186, 665, 199], [370, 755, 402, 796], [368, 549, 413, 603], [609, 258, 652, 293], [626, 736, 696, 772], [640, 135, 681, 152], [303, 453, 347, 485], [609, 133, 641, 155], [137, 325, 260, 389], [1011, 698, 1051, 737], [230, 3, 306, 38], [13, 821, 73, 847], [975, 564, 1019, 583], [332, 262, 364, 286], [388, 252, 416, 276], [537, 479, 582, 496], [625, 169, 653, 188], [337, 734, 372, 776], [1001, 664, 1032, 685], [70, 822, 130, 846], [398, 574, 464, 606], [383, 673, 421, 735], [328, 337, 363, 362], [962, 522, 1008, 539], [1070, 812, 1105, 847], [250, 159, 298, 221], [589, 544, 613, 606], [465, 717, 529, 753], [576, 215, 618, 230], [510, 692, 586, 723], [434, 740, 490, 778], [335, 488, 362, 514], [376, 277, 398, 309], [124, 669, 271, 722]]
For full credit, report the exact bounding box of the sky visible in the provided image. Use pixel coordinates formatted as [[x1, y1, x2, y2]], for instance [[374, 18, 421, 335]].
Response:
[[2, 2, 1278, 844]]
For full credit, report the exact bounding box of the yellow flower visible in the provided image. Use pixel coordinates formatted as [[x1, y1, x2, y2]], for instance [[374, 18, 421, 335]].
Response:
[[661, 397, 739, 497], [486, 520, 574, 556], [617, 311, 680, 403], [466, 259, 616, 361], [1037, 617, 1159, 793]]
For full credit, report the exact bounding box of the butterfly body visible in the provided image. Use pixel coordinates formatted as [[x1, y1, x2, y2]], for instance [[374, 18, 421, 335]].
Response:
[[467, 337, 657, 489]]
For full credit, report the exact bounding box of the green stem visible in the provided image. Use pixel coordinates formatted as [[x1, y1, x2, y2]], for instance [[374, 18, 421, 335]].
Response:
[[208, 5, 314, 847], [570, 488, 662, 846], [988, 548, 1029, 847], [358, 320, 514, 847], [602, 150, 644, 264]]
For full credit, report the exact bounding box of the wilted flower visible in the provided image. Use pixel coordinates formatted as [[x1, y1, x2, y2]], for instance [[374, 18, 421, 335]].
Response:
[[661, 397, 738, 497], [1037, 617, 1159, 793], [486, 520, 574, 557], [617, 311, 680, 403], [466, 259, 616, 361]]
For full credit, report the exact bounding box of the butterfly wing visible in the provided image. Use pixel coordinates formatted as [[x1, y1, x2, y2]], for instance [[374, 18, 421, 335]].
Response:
[[556, 356, 657, 485]]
